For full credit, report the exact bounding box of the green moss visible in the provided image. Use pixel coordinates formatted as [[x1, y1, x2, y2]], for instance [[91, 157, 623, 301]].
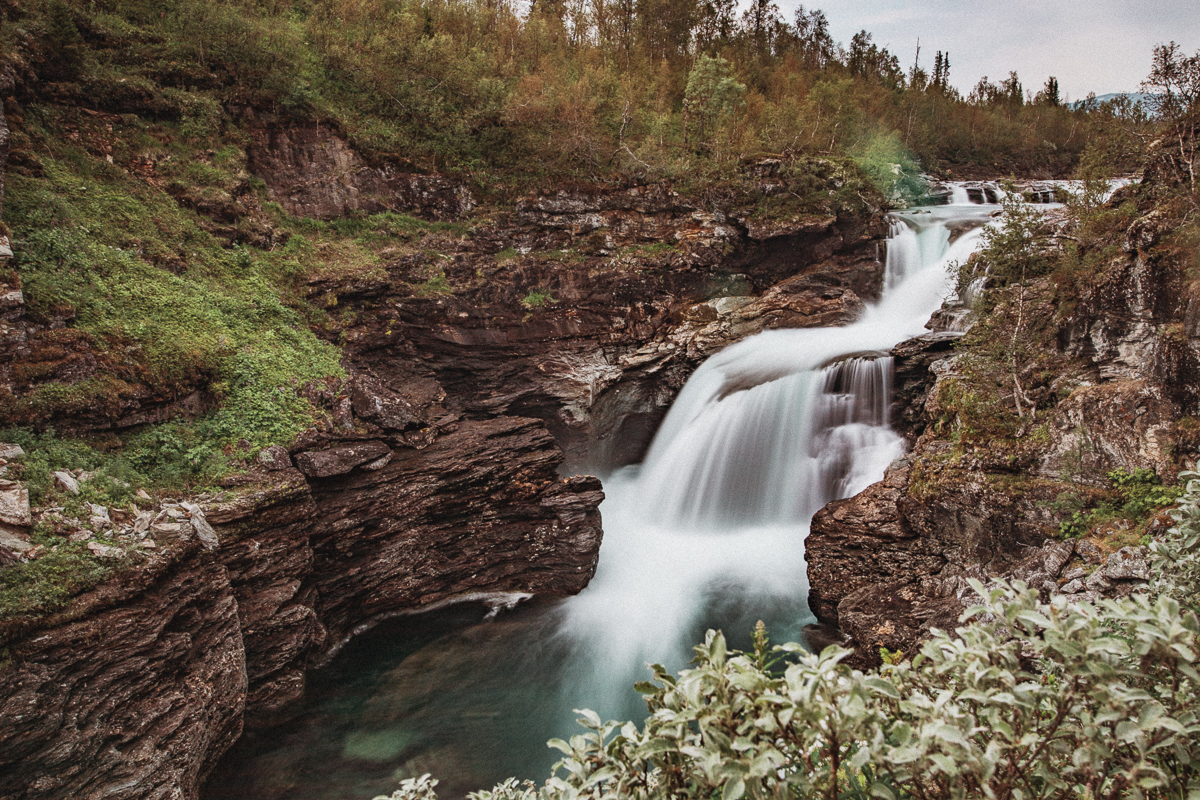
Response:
[[1057, 468, 1182, 538], [0, 542, 114, 622], [414, 271, 453, 296], [5, 127, 344, 452]]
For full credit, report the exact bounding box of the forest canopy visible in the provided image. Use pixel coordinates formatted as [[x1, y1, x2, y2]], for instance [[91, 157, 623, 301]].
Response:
[[2, 0, 1158, 194]]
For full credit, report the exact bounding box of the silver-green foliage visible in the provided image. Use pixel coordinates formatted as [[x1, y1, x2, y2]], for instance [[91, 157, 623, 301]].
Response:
[[1152, 471, 1200, 613], [377, 510, 1200, 800]]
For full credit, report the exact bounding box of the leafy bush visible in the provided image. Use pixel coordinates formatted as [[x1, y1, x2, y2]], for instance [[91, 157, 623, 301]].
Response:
[[1059, 468, 1182, 538], [977, 189, 1055, 285], [851, 132, 928, 208], [1151, 470, 1200, 612], [377, 483, 1200, 800]]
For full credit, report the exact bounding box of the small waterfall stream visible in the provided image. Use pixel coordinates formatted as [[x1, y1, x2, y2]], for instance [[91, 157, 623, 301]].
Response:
[[203, 192, 1003, 800]]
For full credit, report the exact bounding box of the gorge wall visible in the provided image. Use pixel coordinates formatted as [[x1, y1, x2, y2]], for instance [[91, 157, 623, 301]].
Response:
[[0, 116, 890, 800], [805, 183, 1200, 665]]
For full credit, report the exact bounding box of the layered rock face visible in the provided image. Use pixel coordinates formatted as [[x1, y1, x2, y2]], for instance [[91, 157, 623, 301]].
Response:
[[0, 416, 602, 800], [0, 120, 892, 799], [306, 178, 886, 471], [248, 122, 476, 221]]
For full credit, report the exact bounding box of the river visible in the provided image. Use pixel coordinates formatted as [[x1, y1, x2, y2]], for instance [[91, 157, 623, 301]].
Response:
[[203, 190, 1002, 800]]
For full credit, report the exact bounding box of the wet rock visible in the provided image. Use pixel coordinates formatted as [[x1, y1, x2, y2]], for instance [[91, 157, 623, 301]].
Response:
[[294, 441, 392, 478], [1105, 546, 1150, 581], [256, 445, 293, 471], [890, 332, 961, 442], [805, 459, 931, 622]]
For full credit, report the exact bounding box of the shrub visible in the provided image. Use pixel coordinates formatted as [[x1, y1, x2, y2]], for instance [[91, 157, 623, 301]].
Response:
[[977, 188, 1055, 285], [376, 479, 1200, 800], [520, 288, 557, 309], [1058, 468, 1182, 538]]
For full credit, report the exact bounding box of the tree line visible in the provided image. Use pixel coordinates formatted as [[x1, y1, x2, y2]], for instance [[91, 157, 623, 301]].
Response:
[[15, 0, 1158, 193]]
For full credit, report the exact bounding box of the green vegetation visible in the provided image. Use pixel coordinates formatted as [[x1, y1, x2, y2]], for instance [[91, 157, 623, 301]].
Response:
[[3, 0, 1133, 204], [520, 288, 557, 309], [1059, 468, 1183, 539], [375, 474, 1200, 800], [0, 541, 112, 620]]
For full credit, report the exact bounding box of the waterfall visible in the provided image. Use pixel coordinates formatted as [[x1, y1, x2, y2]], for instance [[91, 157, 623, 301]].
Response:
[[202, 191, 1007, 800], [556, 200, 995, 721]]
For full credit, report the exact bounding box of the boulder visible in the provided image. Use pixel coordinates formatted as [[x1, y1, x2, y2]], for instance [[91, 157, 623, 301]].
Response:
[[180, 501, 219, 551], [1105, 546, 1151, 581], [350, 375, 423, 431], [86, 542, 124, 559], [0, 528, 32, 566], [87, 503, 111, 529], [1085, 568, 1112, 592], [0, 479, 30, 529], [0, 443, 24, 460], [294, 441, 392, 478], [1076, 540, 1104, 564], [256, 445, 293, 471], [54, 471, 80, 495]]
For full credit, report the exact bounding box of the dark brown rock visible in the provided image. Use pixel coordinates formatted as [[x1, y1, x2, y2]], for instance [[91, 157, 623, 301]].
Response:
[[255, 445, 293, 471], [248, 123, 475, 221], [890, 332, 960, 443], [293, 441, 392, 478], [0, 416, 604, 799], [0, 560, 247, 800]]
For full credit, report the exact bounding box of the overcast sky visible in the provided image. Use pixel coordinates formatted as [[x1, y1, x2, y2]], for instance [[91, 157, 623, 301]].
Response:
[[773, 0, 1200, 101]]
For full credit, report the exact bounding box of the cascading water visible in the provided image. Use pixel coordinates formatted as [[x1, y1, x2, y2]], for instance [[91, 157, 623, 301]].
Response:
[[203, 190, 1003, 800]]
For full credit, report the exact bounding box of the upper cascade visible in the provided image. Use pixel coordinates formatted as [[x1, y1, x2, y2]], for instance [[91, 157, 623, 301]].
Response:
[[630, 190, 999, 533]]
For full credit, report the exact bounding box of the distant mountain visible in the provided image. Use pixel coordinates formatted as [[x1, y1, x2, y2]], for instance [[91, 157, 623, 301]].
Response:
[[1073, 92, 1156, 111]]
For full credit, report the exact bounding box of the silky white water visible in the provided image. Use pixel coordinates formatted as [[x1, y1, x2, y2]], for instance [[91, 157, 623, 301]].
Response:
[[204, 193, 1004, 800], [555, 196, 998, 716]]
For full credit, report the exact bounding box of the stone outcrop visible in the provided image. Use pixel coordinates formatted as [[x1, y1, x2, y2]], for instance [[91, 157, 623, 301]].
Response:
[[0, 416, 603, 800], [0, 102, 895, 800], [316, 181, 886, 471], [806, 184, 1200, 667], [0, 559, 247, 800], [248, 122, 476, 221]]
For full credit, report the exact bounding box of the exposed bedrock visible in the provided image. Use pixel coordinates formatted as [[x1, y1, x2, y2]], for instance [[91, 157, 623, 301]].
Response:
[[0, 124, 896, 799], [0, 417, 601, 800], [806, 196, 1200, 667]]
